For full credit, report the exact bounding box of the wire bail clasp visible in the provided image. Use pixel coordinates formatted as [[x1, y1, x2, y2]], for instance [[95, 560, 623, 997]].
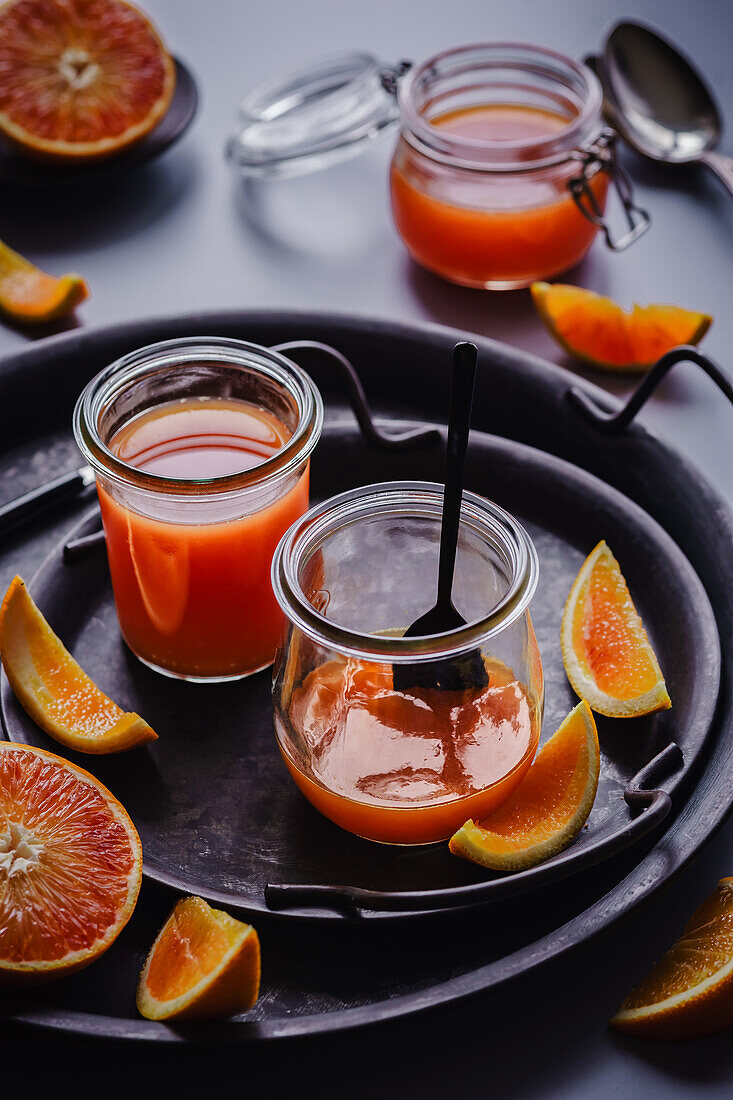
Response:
[[569, 128, 650, 251], [380, 60, 412, 97]]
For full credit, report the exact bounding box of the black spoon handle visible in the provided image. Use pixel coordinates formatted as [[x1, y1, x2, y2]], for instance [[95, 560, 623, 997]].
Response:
[[0, 465, 95, 537], [436, 342, 478, 608]]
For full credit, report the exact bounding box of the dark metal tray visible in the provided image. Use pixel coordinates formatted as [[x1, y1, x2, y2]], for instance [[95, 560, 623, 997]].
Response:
[[0, 311, 730, 1040]]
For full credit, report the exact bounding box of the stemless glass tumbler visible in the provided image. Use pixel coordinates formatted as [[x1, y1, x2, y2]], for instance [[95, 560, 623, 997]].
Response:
[[74, 337, 323, 682]]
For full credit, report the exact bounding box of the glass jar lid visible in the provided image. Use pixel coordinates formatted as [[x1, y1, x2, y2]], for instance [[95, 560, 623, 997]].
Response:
[[226, 51, 405, 178]]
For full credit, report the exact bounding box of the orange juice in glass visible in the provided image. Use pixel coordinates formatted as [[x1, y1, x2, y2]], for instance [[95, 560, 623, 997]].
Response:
[[74, 338, 323, 681], [271, 483, 543, 844]]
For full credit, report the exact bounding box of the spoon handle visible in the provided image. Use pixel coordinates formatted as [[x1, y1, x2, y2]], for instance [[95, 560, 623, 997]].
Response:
[[700, 150, 733, 201], [437, 342, 478, 608]]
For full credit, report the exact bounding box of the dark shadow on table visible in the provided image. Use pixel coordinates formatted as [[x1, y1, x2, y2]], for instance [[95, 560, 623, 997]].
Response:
[[0, 148, 198, 256]]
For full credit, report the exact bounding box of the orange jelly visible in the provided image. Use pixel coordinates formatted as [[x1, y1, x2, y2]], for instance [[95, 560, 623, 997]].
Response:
[[391, 102, 609, 289], [277, 656, 539, 844], [99, 397, 308, 680]]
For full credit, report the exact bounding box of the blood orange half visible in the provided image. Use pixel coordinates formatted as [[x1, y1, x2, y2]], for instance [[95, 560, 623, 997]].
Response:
[[0, 0, 176, 162], [0, 742, 142, 983]]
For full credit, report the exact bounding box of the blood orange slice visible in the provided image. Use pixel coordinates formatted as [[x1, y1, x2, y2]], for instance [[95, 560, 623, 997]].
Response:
[[0, 741, 142, 983], [531, 282, 712, 371], [0, 0, 176, 162]]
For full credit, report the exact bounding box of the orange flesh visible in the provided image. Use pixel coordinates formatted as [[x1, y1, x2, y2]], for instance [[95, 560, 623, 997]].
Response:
[[471, 715, 589, 849], [145, 900, 233, 1002], [0, 0, 171, 146], [571, 557, 658, 700], [1, 270, 70, 313], [24, 617, 124, 734], [0, 746, 135, 963], [278, 656, 540, 844], [622, 880, 733, 1008], [535, 284, 711, 368], [390, 103, 608, 287], [101, 397, 308, 678]]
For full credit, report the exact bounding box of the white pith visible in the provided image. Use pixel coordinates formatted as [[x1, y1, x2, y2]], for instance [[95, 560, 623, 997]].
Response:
[[58, 48, 101, 90], [0, 821, 44, 876]]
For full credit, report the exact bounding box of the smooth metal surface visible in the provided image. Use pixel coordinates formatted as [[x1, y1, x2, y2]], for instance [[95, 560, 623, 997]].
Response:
[[603, 21, 733, 198]]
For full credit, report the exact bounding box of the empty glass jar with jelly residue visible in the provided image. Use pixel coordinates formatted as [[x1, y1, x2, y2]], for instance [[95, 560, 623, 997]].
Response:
[[271, 482, 544, 844]]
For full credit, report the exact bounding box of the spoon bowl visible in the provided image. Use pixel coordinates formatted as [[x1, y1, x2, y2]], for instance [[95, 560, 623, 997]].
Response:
[[599, 20, 733, 198]]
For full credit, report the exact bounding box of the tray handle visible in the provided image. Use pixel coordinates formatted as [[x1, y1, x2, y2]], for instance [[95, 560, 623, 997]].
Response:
[[270, 340, 441, 450], [624, 740, 682, 816], [9, 340, 441, 546], [264, 742, 681, 918], [567, 346, 733, 433]]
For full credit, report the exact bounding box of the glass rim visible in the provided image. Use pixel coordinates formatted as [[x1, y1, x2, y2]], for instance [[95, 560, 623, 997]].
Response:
[[73, 336, 324, 497], [271, 481, 539, 663], [398, 42, 604, 172]]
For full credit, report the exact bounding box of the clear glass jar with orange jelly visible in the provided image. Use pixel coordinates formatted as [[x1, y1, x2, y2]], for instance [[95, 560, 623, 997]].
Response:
[[226, 44, 649, 289], [271, 482, 544, 845], [74, 337, 323, 683], [390, 43, 644, 289]]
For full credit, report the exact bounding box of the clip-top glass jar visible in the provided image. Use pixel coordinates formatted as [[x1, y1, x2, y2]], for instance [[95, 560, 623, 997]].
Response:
[[74, 337, 323, 683], [391, 43, 647, 289], [227, 43, 649, 290], [271, 482, 543, 845]]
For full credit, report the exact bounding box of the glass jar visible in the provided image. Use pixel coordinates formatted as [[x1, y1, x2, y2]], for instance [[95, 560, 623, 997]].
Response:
[[227, 43, 648, 290], [271, 482, 543, 845], [73, 337, 323, 682], [391, 43, 622, 289]]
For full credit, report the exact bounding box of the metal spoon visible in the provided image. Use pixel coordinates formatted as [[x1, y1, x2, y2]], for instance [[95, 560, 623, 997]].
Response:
[[601, 21, 733, 199]]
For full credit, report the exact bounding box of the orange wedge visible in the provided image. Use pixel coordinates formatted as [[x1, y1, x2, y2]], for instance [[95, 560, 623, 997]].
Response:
[[449, 700, 599, 872], [0, 741, 142, 983], [612, 878, 733, 1040], [531, 282, 711, 371], [0, 239, 88, 324], [561, 541, 671, 718], [137, 896, 261, 1021], [0, 576, 156, 753]]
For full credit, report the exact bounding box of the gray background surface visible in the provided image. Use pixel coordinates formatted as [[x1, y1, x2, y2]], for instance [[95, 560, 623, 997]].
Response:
[[1, 0, 732, 1094]]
